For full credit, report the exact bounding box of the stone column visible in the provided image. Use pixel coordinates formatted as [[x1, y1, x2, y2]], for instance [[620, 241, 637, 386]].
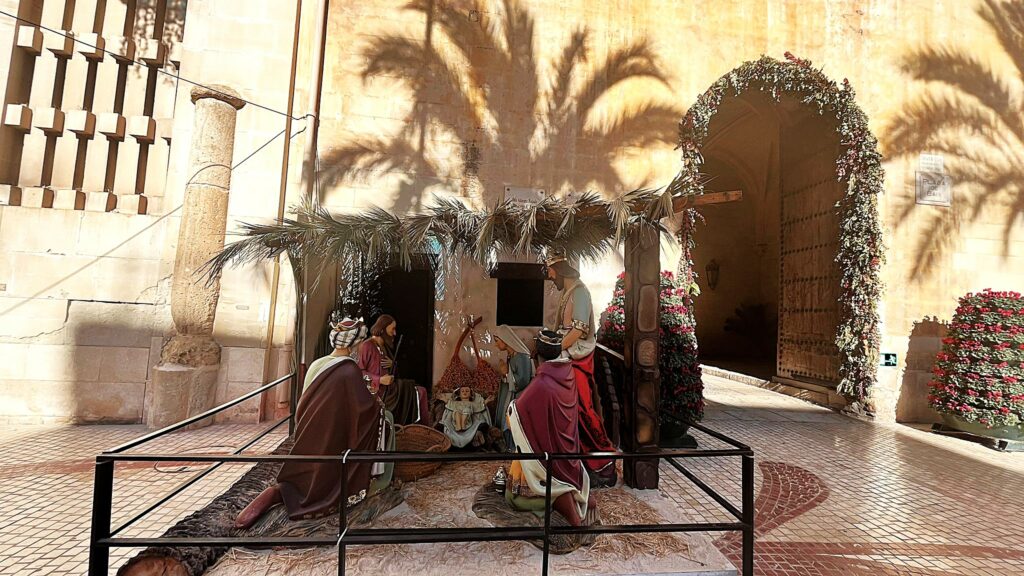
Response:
[[147, 85, 245, 428], [622, 224, 662, 489]]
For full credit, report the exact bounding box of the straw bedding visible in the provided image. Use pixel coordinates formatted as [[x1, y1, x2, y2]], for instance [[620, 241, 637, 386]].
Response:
[[206, 461, 710, 576]]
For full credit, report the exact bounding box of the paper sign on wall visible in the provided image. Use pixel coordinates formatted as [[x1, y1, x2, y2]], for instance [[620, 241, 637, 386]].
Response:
[[916, 154, 952, 207], [918, 153, 945, 173]]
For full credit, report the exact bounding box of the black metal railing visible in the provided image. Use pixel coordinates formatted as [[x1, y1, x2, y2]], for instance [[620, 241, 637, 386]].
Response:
[[88, 372, 754, 576]]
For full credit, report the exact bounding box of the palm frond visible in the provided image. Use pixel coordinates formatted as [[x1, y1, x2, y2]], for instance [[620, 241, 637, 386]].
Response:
[[644, 187, 675, 222], [574, 39, 671, 122], [361, 35, 487, 133], [502, 0, 539, 117], [549, 29, 589, 119], [585, 100, 684, 157], [1003, 186, 1024, 255], [406, 0, 506, 69], [514, 200, 539, 255], [882, 93, 1018, 166], [205, 184, 698, 282]]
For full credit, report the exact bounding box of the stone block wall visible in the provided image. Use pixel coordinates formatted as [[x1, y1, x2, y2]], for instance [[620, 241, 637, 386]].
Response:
[[0, 205, 172, 424], [2, 0, 1024, 424], [311, 0, 1024, 423], [0, 0, 300, 425]]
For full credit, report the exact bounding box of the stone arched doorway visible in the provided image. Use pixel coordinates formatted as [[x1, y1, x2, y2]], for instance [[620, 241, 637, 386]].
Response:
[[676, 55, 884, 404], [694, 90, 844, 387]]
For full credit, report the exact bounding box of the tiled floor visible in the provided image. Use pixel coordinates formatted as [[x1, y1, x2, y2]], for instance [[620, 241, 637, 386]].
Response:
[[662, 374, 1024, 575], [0, 422, 287, 575], [1, 376, 1023, 575]]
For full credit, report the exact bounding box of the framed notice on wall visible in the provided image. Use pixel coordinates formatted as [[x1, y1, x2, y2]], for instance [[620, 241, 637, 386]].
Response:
[[916, 154, 952, 207]]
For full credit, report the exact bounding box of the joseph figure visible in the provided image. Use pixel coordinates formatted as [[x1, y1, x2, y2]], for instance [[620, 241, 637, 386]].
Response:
[[544, 255, 618, 486]]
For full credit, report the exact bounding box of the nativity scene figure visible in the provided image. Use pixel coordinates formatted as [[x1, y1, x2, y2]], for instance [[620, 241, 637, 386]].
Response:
[[505, 330, 597, 528], [358, 314, 428, 426], [545, 255, 619, 487], [234, 316, 396, 529]]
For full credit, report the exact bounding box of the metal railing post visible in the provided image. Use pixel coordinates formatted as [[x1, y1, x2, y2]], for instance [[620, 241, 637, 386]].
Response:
[[741, 454, 755, 576], [289, 371, 300, 436], [542, 453, 552, 576], [338, 452, 349, 576], [88, 459, 114, 575], [88, 419, 753, 575]]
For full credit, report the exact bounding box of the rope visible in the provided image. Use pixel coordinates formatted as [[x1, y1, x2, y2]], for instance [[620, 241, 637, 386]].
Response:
[[0, 9, 303, 120]]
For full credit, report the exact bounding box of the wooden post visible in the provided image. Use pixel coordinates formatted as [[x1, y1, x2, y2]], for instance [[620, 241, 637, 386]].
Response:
[[622, 222, 662, 489]]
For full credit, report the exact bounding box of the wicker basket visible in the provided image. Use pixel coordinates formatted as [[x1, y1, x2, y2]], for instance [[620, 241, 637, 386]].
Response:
[[394, 424, 451, 482]]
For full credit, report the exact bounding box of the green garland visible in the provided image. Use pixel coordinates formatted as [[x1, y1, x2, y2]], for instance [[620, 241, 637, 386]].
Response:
[[675, 53, 884, 402]]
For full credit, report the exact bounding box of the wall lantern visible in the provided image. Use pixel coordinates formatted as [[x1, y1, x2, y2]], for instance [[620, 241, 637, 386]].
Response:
[[705, 259, 720, 291]]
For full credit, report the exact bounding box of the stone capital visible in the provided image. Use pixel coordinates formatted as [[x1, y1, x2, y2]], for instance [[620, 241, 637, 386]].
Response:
[[190, 84, 246, 110]]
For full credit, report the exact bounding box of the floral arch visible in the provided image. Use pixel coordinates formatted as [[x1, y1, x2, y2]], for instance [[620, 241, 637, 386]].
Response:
[[675, 54, 885, 402]]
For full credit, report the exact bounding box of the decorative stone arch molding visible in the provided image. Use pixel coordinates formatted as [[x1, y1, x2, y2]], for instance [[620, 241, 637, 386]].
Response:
[[676, 54, 885, 403]]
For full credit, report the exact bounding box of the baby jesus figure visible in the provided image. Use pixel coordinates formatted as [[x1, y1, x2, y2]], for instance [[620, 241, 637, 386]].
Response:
[[449, 386, 476, 432], [440, 386, 492, 448]]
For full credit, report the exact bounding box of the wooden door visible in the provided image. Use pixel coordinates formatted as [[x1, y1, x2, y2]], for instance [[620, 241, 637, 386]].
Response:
[[777, 145, 843, 385]]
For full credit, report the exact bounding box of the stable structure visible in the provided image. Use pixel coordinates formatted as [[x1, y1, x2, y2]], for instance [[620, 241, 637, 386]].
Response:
[[207, 184, 741, 489], [87, 371, 755, 576]]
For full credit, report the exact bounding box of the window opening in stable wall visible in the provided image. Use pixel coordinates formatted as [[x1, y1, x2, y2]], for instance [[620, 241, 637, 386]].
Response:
[[491, 263, 544, 327]]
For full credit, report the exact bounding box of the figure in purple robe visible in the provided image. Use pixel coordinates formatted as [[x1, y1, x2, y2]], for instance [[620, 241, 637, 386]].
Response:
[[505, 330, 594, 526]]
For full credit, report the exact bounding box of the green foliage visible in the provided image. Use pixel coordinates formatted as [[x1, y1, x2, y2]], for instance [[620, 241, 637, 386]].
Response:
[[599, 271, 704, 423], [674, 53, 885, 401], [929, 289, 1024, 428]]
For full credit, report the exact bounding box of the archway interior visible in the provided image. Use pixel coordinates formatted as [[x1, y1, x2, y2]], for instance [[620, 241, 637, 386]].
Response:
[[693, 91, 844, 387]]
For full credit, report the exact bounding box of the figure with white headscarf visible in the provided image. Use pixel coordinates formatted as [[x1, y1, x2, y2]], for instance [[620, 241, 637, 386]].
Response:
[[492, 325, 535, 451], [234, 314, 395, 528]]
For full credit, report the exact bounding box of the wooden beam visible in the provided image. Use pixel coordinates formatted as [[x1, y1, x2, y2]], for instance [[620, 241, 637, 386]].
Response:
[[673, 189, 742, 212], [531, 189, 744, 223]]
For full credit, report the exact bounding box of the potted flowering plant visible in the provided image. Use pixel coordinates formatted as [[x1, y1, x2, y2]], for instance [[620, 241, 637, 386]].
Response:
[[599, 271, 704, 445], [929, 289, 1024, 440]]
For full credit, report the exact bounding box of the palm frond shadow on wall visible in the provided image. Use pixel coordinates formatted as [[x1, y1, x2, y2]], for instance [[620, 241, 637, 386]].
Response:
[[883, 0, 1024, 278], [315, 0, 685, 216]]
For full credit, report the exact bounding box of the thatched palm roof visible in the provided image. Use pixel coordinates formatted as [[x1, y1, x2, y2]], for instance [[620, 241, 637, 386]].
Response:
[[202, 176, 730, 283]]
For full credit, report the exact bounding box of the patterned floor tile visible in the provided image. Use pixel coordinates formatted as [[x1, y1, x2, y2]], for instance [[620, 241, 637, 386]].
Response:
[[2, 375, 1023, 575]]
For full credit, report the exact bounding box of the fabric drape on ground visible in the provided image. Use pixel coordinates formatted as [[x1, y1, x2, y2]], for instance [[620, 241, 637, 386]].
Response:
[[277, 356, 386, 520]]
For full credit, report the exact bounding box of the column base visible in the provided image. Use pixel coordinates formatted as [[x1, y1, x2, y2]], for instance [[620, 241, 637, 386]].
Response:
[[147, 363, 220, 429]]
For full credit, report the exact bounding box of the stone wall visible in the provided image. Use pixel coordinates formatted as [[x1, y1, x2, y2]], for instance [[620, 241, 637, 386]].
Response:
[[2, 0, 1023, 423], [0, 206, 171, 423], [0, 0, 301, 424], [310, 0, 1024, 421]]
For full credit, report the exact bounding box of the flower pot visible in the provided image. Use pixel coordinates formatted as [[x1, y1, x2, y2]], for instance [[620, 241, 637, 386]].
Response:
[[942, 414, 1024, 442], [659, 420, 697, 448]]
